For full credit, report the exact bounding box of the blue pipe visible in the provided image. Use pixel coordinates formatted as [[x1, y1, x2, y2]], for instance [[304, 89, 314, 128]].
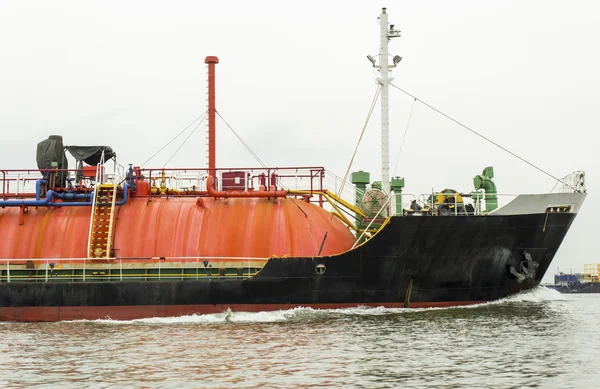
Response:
[[0, 190, 90, 207], [4, 190, 55, 207], [35, 179, 47, 201], [116, 184, 130, 206], [55, 191, 91, 201], [0, 184, 130, 207], [35, 179, 89, 202], [45, 184, 130, 206]]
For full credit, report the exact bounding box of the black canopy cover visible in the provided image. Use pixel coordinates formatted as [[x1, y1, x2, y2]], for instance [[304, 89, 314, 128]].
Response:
[[65, 145, 116, 166], [35, 136, 116, 186]]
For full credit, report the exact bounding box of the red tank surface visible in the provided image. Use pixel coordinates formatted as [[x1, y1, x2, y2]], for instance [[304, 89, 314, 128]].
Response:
[[0, 58, 356, 261], [0, 197, 355, 260]]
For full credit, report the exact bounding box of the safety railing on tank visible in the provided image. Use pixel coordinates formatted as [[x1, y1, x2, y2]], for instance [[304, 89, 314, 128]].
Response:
[[1, 169, 88, 200], [323, 170, 366, 207], [0, 169, 53, 198], [1, 167, 125, 198], [0, 166, 361, 215], [1, 166, 328, 197], [0, 256, 270, 283], [0, 165, 359, 226], [133, 166, 329, 200]]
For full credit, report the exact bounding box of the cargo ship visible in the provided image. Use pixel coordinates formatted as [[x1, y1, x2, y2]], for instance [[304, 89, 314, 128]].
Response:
[[0, 8, 587, 322], [546, 265, 600, 293]]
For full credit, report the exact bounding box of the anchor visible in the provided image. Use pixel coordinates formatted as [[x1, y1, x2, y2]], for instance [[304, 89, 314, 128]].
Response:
[[509, 251, 539, 283]]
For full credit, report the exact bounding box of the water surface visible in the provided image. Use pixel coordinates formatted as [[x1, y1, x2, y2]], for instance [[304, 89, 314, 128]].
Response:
[[1, 287, 598, 388]]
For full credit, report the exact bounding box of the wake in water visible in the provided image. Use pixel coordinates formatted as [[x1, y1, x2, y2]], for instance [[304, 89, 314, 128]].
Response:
[[85, 307, 316, 325], [492, 285, 566, 303], [75, 286, 567, 325]]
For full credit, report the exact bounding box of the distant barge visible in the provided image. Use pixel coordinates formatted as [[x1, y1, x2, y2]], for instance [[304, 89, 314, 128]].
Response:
[[546, 265, 600, 293]]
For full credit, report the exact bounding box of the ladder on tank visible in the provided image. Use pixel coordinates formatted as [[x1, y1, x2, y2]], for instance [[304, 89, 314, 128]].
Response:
[[88, 183, 118, 259]]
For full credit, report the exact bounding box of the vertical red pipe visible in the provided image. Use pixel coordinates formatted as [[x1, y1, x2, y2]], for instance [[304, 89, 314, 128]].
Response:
[[204, 56, 219, 177]]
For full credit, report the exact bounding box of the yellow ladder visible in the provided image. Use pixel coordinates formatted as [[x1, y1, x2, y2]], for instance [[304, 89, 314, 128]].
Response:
[[88, 183, 118, 259]]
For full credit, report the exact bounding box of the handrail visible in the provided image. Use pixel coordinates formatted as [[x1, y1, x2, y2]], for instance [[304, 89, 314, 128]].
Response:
[[206, 175, 287, 198], [106, 182, 118, 259], [289, 190, 365, 217], [86, 162, 102, 267], [1, 256, 270, 263], [1, 272, 262, 282], [1, 256, 270, 284], [1, 166, 327, 196]]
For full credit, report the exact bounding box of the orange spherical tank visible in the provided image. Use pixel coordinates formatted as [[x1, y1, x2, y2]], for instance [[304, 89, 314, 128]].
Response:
[[0, 197, 356, 259]]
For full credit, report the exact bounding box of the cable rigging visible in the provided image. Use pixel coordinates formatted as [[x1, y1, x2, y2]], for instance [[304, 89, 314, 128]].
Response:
[[334, 84, 382, 206], [389, 83, 572, 189], [140, 112, 207, 168], [215, 110, 308, 218], [318, 85, 382, 254], [392, 97, 416, 176], [216, 110, 267, 168], [162, 115, 208, 168]]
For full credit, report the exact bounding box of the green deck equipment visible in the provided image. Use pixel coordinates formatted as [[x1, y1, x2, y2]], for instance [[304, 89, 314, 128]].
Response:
[[473, 166, 498, 213]]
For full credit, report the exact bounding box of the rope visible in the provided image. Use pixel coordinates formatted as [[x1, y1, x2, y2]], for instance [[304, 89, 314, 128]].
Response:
[[393, 97, 416, 176], [216, 110, 267, 168], [162, 115, 207, 168], [318, 85, 381, 253], [140, 112, 207, 168], [389, 83, 572, 189], [215, 110, 310, 220], [334, 84, 382, 208]]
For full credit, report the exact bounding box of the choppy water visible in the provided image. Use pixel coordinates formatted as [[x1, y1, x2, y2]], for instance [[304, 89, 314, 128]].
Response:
[[1, 288, 599, 389]]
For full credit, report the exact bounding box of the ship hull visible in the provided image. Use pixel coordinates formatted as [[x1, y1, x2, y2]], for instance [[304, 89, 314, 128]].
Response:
[[0, 211, 577, 322]]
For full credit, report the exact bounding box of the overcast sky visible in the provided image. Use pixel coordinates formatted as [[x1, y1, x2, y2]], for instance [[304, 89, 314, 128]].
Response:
[[1, 0, 598, 281]]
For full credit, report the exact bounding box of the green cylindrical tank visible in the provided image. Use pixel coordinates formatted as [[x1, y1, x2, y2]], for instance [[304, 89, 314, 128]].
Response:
[[390, 177, 405, 216], [351, 171, 370, 233]]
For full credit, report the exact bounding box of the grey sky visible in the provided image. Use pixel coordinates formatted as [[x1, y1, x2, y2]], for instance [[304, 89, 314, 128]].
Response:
[[1, 0, 598, 282]]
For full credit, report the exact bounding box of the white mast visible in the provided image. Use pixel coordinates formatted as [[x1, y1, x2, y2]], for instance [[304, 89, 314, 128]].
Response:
[[368, 8, 401, 200]]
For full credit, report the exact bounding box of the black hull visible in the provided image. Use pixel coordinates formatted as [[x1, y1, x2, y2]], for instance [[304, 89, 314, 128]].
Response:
[[0, 212, 577, 321]]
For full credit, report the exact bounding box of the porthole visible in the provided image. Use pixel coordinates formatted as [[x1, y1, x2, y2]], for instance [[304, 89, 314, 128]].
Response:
[[315, 264, 326, 275]]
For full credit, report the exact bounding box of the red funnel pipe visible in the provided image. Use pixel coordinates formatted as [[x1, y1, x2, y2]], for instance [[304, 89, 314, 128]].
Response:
[[206, 176, 287, 198], [205, 56, 219, 177]]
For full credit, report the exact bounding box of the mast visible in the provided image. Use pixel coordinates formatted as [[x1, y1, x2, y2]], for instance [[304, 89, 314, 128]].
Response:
[[380, 9, 391, 198], [368, 8, 401, 199], [205, 56, 219, 177]]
